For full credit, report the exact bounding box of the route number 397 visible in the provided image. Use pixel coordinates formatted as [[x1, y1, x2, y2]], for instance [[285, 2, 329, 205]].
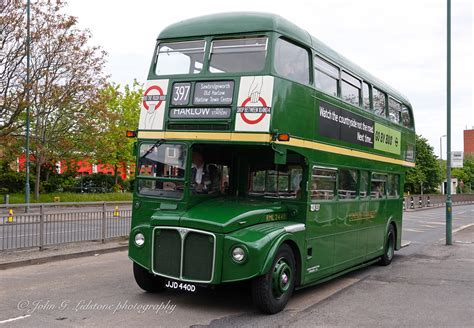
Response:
[[172, 83, 191, 105]]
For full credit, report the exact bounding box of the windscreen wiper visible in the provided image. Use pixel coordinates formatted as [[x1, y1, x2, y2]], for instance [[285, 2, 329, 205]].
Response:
[[140, 139, 165, 160]]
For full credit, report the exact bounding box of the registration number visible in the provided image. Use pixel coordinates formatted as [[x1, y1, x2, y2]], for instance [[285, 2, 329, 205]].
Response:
[[165, 280, 196, 292]]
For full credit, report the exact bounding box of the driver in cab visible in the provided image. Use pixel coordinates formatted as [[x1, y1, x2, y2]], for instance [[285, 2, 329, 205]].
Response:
[[191, 150, 219, 194]]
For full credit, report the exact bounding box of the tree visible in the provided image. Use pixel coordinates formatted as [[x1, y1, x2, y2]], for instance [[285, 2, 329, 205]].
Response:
[[405, 135, 442, 194], [93, 82, 142, 186], [452, 159, 474, 193], [2, 0, 108, 199], [1, 0, 28, 136]]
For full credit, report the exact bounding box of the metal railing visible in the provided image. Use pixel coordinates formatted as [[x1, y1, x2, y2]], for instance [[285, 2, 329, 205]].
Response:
[[403, 193, 474, 210], [0, 202, 132, 251]]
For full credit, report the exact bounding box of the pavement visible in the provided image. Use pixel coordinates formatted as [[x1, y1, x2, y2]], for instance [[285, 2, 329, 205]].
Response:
[[0, 238, 128, 270], [0, 205, 472, 327]]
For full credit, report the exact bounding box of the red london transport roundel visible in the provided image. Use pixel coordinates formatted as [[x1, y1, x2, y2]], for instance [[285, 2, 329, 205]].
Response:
[[240, 97, 268, 125], [143, 85, 165, 110]]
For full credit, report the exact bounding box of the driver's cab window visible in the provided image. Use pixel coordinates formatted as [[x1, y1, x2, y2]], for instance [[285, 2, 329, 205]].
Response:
[[190, 146, 229, 195]]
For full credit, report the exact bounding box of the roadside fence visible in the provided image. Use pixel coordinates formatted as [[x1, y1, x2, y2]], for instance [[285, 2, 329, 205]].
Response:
[[0, 201, 132, 251], [403, 193, 474, 210]]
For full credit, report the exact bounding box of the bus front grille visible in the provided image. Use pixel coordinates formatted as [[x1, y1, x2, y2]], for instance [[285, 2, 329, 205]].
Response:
[[153, 229, 181, 278], [152, 227, 215, 283]]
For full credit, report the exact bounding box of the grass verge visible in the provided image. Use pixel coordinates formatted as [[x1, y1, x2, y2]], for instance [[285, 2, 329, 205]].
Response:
[[5, 192, 132, 204]]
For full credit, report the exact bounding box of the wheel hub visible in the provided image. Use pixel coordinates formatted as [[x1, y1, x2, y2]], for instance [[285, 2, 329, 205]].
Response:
[[272, 258, 292, 298]]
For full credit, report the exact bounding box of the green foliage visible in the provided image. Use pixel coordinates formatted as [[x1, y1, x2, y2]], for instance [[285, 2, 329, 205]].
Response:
[[0, 172, 35, 193], [452, 158, 474, 193], [405, 135, 442, 193], [437, 158, 474, 193], [74, 173, 125, 193], [124, 178, 135, 192], [93, 82, 142, 183], [41, 174, 76, 193]]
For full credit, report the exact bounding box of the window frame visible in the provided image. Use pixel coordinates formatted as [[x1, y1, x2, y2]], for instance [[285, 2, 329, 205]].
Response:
[[248, 165, 302, 199], [388, 97, 402, 124], [314, 55, 340, 97], [337, 168, 358, 200], [362, 81, 372, 111], [135, 142, 188, 200], [370, 172, 388, 199], [208, 36, 269, 74], [310, 166, 338, 201], [274, 37, 311, 85], [387, 174, 400, 198], [359, 170, 370, 199], [401, 105, 413, 129], [340, 70, 362, 107], [372, 87, 387, 117], [154, 40, 207, 76]]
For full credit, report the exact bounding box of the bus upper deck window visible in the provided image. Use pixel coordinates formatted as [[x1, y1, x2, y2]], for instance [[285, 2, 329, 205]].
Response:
[[275, 39, 310, 85], [155, 40, 205, 75], [314, 56, 338, 96], [341, 71, 361, 107], [401, 106, 411, 128], [388, 98, 402, 124], [362, 82, 371, 110], [209, 37, 267, 73], [373, 88, 386, 117]]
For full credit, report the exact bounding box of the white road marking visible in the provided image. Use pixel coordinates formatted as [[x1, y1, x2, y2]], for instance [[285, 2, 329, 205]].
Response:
[[0, 315, 31, 324], [403, 228, 425, 233], [419, 225, 436, 228], [453, 223, 474, 233], [420, 221, 446, 225], [456, 210, 473, 215]]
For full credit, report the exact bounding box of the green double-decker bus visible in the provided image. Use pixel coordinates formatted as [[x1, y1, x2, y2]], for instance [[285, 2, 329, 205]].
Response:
[[129, 12, 416, 313]]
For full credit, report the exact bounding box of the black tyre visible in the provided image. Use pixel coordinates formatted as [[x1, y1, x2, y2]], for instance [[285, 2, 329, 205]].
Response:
[[133, 262, 166, 292], [251, 244, 296, 314], [380, 224, 396, 266]]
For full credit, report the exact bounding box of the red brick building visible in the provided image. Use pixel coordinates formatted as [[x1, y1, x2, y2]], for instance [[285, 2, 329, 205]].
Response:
[[464, 129, 474, 157], [16, 155, 133, 181]]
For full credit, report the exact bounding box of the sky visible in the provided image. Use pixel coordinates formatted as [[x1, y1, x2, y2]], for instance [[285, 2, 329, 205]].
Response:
[[66, 0, 473, 158]]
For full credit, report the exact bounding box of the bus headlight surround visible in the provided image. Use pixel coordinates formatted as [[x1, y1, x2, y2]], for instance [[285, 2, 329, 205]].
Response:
[[134, 232, 145, 247], [231, 245, 247, 263]]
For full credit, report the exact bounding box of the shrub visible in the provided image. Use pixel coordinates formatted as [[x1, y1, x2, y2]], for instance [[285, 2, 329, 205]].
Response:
[[124, 178, 134, 192], [0, 172, 35, 193], [74, 173, 125, 193]]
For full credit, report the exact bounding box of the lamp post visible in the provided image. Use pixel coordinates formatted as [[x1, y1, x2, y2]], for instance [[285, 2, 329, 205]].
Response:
[[25, 0, 31, 206], [446, 0, 452, 246]]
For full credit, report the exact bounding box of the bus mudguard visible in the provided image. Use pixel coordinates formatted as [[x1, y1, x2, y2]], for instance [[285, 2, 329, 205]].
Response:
[[221, 222, 305, 283]]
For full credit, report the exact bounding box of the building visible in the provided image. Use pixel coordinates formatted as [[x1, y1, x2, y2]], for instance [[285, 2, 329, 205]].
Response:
[[15, 155, 133, 181], [464, 128, 474, 157]]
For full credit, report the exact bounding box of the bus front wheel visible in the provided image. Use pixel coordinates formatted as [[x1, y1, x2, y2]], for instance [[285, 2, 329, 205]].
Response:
[[133, 262, 165, 292], [380, 224, 395, 266], [251, 244, 296, 314]]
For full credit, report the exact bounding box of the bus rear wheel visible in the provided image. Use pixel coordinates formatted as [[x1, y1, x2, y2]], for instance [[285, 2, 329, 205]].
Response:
[[251, 244, 296, 314], [380, 224, 395, 266], [133, 262, 165, 292]]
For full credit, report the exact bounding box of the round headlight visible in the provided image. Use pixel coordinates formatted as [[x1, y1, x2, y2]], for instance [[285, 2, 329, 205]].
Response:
[[232, 246, 246, 262], [134, 233, 145, 247]]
